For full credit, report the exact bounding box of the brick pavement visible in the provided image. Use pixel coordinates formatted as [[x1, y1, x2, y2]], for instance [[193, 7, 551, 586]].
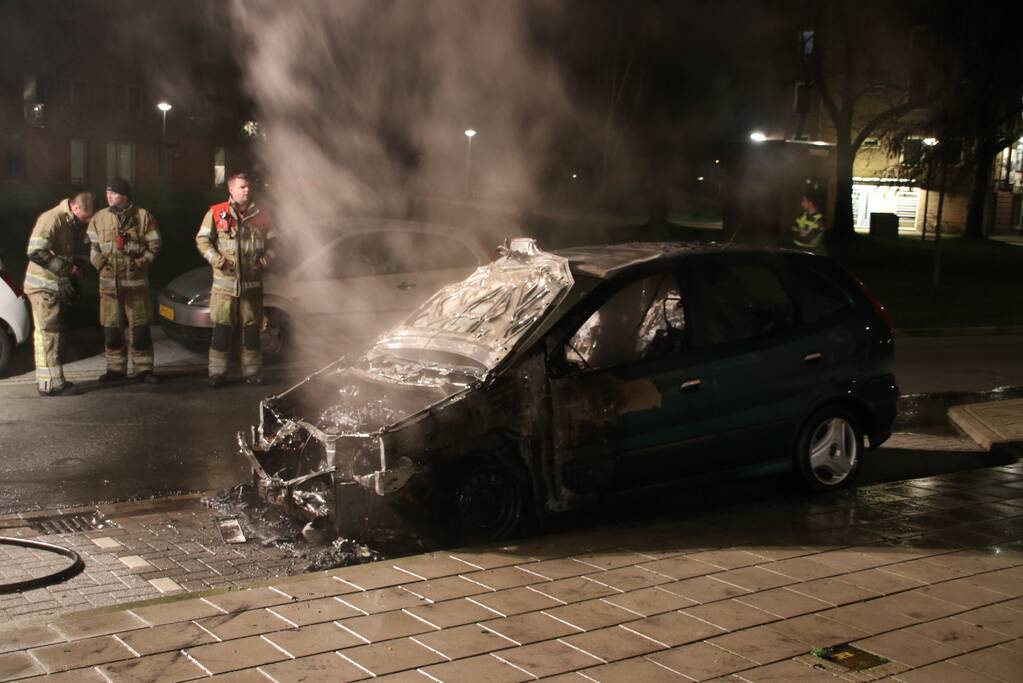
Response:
[[1, 452, 1022, 681], [0, 495, 310, 623]]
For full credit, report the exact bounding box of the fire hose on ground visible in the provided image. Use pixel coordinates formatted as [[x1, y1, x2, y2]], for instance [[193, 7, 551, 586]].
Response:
[[0, 537, 85, 594]]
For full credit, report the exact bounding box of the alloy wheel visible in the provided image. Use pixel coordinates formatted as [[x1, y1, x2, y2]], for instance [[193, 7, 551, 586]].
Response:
[[808, 417, 859, 486]]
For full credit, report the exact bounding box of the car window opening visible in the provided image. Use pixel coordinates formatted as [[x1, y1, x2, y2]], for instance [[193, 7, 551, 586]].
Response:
[[567, 274, 686, 370]]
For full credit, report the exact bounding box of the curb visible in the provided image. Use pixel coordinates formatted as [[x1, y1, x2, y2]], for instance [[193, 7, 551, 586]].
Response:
[[0, 491, 212, 526], [894, 325, 1023, 338]]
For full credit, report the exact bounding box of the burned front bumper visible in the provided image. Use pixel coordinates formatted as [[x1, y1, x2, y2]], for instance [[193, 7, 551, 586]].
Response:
[[236, 401, 420, 530]]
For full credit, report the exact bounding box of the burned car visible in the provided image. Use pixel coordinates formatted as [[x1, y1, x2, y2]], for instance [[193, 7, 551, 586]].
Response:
[[239, 238, 898, 541]]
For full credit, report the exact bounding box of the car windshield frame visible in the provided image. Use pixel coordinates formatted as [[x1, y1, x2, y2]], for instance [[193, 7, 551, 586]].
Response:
[[367, 240, 575, 371]]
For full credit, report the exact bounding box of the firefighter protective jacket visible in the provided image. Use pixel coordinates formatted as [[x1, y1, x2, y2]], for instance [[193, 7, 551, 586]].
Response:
[[196, 201, 277, 297], [793, 210, 824, 248], [23, 200, 90, 295], [87, 204, 161, 292]]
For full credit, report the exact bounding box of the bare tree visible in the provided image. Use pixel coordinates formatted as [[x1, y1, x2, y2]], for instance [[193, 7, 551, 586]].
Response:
[[808, 0, 932, 243]]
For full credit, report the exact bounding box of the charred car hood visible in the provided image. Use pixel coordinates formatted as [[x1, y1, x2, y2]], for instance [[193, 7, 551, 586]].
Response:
[[264, 361, 470, 438]]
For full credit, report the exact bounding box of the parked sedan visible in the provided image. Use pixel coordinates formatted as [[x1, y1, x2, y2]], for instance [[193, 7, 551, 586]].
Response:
[[238, 239, 898, 542], [158, 220, 493, 357], [0, 266, 31, 375]]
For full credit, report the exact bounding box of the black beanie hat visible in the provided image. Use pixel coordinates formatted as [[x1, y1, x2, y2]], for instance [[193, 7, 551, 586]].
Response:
[[107, 177, 132, 198]]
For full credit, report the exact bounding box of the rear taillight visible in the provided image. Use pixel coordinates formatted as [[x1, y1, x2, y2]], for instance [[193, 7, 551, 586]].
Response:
[[853, 278, 893, 332], [0, 270, 23, 299]]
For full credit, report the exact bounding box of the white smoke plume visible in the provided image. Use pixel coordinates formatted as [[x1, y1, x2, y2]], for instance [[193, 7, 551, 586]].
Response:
[[229, 0, 573, 232]]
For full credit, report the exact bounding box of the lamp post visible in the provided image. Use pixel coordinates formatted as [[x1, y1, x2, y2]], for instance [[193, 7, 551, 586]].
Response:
[[464, 128, 476, 200], [157, 102, 172, 190]]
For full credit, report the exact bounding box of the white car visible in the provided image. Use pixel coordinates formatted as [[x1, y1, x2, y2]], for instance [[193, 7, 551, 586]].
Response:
[[158, 219, 495, 357], [0, 265, 31, 375]]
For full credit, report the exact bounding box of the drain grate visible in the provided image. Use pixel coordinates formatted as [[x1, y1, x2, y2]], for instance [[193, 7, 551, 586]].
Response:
[[26, 512, 116, 535]]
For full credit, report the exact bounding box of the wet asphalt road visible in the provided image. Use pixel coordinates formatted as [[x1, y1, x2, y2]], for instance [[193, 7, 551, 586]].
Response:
[[0, 370, 300, 514]]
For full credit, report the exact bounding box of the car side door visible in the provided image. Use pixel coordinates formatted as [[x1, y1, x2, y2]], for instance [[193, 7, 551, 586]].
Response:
[[548, 269, 719, 495], [686, 253, 837, 471]]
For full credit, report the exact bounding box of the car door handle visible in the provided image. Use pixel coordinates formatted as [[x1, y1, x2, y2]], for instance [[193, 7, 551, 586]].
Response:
[[803, 352, 823, 364], [397, 281, 416, 290], [680, 378, 702, 392]]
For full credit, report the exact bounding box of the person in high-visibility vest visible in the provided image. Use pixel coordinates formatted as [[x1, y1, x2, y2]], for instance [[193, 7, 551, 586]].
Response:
[[23, 193, 95, 395], [87, 177, 162, 384], [791, 194, 824, 250], [195, 173, 277, 387]]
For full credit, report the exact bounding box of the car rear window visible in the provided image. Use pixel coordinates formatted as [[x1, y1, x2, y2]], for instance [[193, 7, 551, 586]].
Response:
[[699, 263, 795, 345], [789, 265, 851, 323]]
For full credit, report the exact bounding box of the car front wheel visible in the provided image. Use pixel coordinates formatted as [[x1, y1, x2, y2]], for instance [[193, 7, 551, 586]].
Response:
[[450, 457, 529, 543], [795, 407, 863, 492]]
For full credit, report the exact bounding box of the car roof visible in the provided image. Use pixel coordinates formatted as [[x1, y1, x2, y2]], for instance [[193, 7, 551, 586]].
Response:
[[552, 242, 794, 279]]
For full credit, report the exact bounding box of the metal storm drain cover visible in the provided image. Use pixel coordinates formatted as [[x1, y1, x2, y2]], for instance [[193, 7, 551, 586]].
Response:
[[26, 512, 115, 534], [812, 644, 889, 671]]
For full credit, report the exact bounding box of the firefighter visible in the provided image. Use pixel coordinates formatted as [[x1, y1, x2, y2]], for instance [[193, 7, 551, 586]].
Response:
[[791, 193, 824, 250], [87, 177, 162, 384], [23, 193, 95, 396], [196, 172, 277, 387]]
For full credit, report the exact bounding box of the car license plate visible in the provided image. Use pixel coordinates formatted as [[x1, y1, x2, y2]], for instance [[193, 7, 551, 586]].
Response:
[[159, 304, 174, 321]]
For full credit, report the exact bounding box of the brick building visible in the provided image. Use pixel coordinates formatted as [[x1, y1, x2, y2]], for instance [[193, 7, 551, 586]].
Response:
[[0, 0, 253, 195]]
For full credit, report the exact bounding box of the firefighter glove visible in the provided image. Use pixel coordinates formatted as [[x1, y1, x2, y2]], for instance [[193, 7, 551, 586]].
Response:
[[57, 277, 80, 304], [222, 258, 236, 272]]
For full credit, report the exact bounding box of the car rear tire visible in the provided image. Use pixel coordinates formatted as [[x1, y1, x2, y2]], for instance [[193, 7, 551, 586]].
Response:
[[450, 456, 530, 543], [261, 308, 292, 362], [0, 329, 12, 375], [795, 406, 863, 492]]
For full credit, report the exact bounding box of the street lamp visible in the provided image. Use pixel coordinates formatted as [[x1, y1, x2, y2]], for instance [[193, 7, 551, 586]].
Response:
[[157, 101, 172, 138], [157, 102, 172, 190], [464, 129, 476, 200]]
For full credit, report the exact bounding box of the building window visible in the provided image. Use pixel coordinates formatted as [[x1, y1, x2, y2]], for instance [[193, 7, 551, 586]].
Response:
[[62, 79, 85, 111], [901, 138, 924, 166], [70, 140, 87, 184], [23, 74, 45, 127], [23, 74, 38, 103], [126, 85, 141, 114], [112, 84, 142, 114], [105, 142, 134, 182], [851, 182, 920, 231], [4, 135, 26, 178], [213, 147, 226, 187], [800, 30, 815, 57]]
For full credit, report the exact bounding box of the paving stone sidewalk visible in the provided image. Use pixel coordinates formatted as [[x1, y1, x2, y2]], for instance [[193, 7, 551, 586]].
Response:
[[0, 495, 308, 622], [2, 451, 1022, 681]]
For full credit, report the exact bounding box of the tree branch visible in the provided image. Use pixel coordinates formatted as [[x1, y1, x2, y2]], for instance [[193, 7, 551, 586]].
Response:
[[852, 94, 937, 151]]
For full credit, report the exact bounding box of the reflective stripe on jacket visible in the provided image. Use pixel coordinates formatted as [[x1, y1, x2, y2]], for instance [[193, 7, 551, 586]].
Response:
[[196, 201, 276, 297], [87, 205, 161, 292], [792, 211, 823, 248], [23, 200, 90, 295]]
